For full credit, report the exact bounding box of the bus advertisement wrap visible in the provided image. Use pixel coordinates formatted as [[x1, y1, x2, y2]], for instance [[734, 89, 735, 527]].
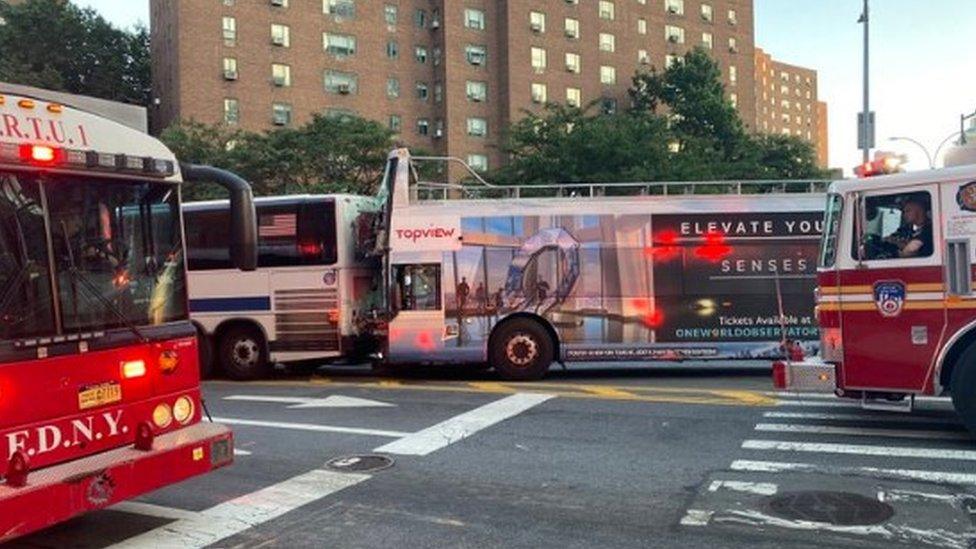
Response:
[[432, 210, 822, 362]]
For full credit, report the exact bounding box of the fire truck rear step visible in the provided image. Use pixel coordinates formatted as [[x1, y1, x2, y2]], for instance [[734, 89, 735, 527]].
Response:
[[861, 394, 914, 413]]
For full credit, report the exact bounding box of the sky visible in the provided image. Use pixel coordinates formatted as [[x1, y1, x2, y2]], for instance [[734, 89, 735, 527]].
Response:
[[77, 0, 976, 173]]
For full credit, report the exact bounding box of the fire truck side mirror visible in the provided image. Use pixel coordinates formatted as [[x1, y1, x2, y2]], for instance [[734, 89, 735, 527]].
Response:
[[181, 163, 259, 271]]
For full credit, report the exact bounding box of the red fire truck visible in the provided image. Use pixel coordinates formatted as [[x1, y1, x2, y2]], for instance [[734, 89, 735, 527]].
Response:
[[774, 160, 976, 435], [0, 89, 257, 540]]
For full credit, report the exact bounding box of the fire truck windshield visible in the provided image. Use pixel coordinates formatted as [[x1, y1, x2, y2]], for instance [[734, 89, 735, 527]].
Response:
[[0, 171, 187, 342], [818, 194, 842, 268]]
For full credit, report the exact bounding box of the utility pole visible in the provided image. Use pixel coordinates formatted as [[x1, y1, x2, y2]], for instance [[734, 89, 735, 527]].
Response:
[[857, 0, 873, 163]]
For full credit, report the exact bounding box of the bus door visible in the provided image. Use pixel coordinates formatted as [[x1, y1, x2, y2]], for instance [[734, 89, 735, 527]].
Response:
[[388, 261, 447, 360], [839, 186, 944, 392]]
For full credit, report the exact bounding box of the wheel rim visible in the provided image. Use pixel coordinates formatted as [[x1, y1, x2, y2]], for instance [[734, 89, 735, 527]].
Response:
[[506, 333, 538, 367], [232, 338, 260, 368]]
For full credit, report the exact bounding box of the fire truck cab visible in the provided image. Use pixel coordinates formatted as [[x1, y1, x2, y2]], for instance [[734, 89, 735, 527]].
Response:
[[775, 163, 976, 434]]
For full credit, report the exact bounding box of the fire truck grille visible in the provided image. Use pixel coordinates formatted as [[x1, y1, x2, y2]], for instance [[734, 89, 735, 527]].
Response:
[[273, 289, 340, 352]]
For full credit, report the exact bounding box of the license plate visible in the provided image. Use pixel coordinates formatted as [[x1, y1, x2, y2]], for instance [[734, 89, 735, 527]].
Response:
[[78, 382, 122, 410]]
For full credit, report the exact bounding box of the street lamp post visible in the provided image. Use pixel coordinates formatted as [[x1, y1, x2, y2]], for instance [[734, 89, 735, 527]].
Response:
[[858, 0, 872, 163], [888, 137, 933, 169]]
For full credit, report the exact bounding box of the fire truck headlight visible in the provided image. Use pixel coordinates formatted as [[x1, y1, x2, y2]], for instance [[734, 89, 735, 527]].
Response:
[[173, 396, 195, 425], [153, 403, 173, 428]]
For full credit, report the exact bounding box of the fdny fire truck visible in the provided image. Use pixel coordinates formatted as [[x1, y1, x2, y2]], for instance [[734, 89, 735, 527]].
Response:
[[775, 160, 976, 435], [0, 87, 257, 539]]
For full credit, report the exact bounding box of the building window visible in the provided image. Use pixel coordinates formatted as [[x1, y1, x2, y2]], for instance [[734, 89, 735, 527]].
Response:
[[323, 33, 356, 57], [728, 9, 737, 25], [466, 80, 487, 102], [415, 46, 428, 63], [467, 154, 488, 173], [414, 9, 427, 29], [387, 77, 400, 98], [566, 87, 582, 107], [417, 118, 429, 136], [530, 11, 546, 33], [598, 1, 615, 20], [665, 54, 680, 69], [601, 97, 617, 115], [386, 40, 398, 59], [467, 117, 487, 137], [323, 0, 355, 19], [466, 45, 487, 66], [638, 49, 650, 65], [666, 0, 684, 15], [531, 47, 547, 73], [416, 82, 429, 101], [600, 65, 616, 85], [730, 93, 738, 108], [222, 16, 236, 46], [666, 25, 685, 44], [729, 65, 737, 85], [222, 57, 238, 80], [324, 70, 357, 94], [728, 37, 738, 53], [565, 53, 581, 73], [638, 18, 647, 35], [384, 4, 397, 25], [223, 98, 239, 124], [272, 63, 291, 87], [531, 83, 548, 103], [465, 8, 486, 30], [599, 33, 615, 52], [565, 17, 579, 39], [434, 82, 443, 103], [272, 103, 292, 126], [702, 32, 713, 49], [701, 3, 713, 22], [781, 99, 791, 109], [271, 24, 290, 47], [433, 47, 442, 66], [389, 114, 401, 132]]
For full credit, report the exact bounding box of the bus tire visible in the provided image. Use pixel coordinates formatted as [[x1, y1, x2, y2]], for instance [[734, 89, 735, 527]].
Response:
[[489, 318, 554, 381], [196, 328, 214, 379], [218, 325, 270, 381], [950, 344, 976, 435]]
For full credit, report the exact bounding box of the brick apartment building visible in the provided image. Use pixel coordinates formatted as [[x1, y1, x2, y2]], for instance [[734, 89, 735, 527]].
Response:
[[151, 0, 762, 173], [754, 47, 829, 167]]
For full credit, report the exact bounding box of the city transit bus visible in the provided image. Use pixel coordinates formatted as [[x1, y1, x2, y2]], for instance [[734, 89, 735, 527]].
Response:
[[774, 161, 976, 435], [360, 149, 830, 380], [184, 194, 379, 379], [0, 89, 257, 540]]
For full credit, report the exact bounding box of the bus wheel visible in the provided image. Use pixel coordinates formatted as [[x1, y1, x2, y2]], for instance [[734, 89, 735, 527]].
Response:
[[950, 345, 976, 435], [218, 325, 270, 381], [489, 319, 554, 381], [195, 327, 214, 379]]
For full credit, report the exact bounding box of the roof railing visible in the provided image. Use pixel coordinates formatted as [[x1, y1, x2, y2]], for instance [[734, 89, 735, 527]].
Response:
[[408, 156, 831, 201]]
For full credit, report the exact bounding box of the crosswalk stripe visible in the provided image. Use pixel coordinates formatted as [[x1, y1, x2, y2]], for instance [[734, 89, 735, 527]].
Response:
[[742, 439, 976, 461], [762, 411, 963, 427], [729, 459, 976, 485], [753, 423, 972, 441], [707, 480, 778, 496]]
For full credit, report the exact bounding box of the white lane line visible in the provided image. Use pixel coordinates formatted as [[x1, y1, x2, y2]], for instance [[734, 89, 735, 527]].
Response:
[[213, 416, 409, 438], [111, 501, 199, 521], [234, 449, 252, 456], [374, 393, 555, 456], [763, 411, 963, 426], [679, 509, 714, 527], [879, 489, 960, 504], [730, 459, 976, 485], [754, 423, 973, 441], [775, 399, 866, 409], [707, 480, 778, 496], [742, 439, 976, 461], [109, 469, 369, 549]]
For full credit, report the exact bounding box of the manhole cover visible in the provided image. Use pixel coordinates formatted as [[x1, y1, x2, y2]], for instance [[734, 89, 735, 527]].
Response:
[[766, 491, 894, 526], [325, 454, 394, 473]]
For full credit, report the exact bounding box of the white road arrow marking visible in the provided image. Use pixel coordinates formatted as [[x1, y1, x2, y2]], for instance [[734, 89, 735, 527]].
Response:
[[224, 394, 395, 409]]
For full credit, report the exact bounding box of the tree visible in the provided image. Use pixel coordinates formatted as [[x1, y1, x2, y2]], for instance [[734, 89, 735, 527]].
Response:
[[748, 134, 825, 180], [0, 0, 150, 105]]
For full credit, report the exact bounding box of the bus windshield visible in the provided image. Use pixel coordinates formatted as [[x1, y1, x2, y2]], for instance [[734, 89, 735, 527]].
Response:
[[0, 172, 187, 342]]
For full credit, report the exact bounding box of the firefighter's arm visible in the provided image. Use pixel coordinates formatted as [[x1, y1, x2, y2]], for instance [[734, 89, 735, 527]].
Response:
[[898, 238, 924, 257]]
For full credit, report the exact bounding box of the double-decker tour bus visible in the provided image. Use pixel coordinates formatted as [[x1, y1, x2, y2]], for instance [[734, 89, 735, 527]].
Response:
[[183, 194, 378, 379], [359, 149, 829, 380], [0, 88, 257, 540], [774, 159, 976, 435]]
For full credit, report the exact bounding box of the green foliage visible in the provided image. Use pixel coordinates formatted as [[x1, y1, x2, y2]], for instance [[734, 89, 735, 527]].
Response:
[[160, 114, 396, 200], [503, 48, 827, 187], [0, 0, 150, 105]]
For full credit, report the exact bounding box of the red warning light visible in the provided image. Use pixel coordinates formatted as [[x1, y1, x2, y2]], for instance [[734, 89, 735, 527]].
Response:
[[19, 144, 59, 164], [694, 231, 732, 262]]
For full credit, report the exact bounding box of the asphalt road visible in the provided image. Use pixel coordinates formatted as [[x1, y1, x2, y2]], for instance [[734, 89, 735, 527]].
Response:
[[9, 364, 976, 549]]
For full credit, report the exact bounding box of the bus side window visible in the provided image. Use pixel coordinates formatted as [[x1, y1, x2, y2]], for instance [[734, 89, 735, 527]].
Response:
[[395, 264, 441, 311], [185, 209, 232, 270]]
